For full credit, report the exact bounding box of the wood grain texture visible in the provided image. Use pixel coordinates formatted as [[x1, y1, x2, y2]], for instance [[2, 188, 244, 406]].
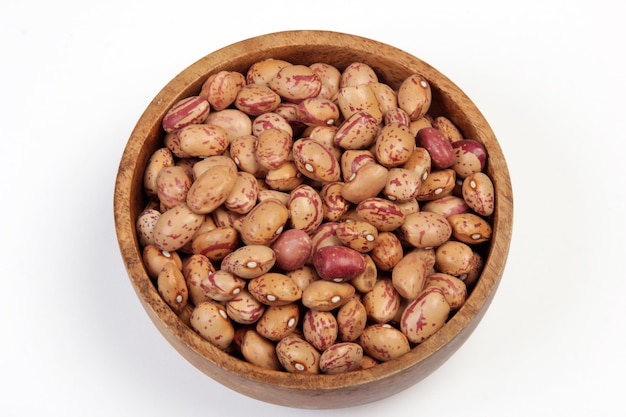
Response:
[[113, 30, 513, 409]]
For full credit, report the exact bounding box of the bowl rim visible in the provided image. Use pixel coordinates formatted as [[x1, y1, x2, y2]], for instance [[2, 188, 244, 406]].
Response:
[[114, 29, 513, 407]]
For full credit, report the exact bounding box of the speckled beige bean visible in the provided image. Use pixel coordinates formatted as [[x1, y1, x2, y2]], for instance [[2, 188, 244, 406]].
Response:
[[191, 154, 237, 180], [136, 208, 161, 247], [336, 298, 368, 342], [200, 70, 246, 111], [240, 198, 289, 246], [421, 195, 470, 218], [333, 111, 379, 150], [230, 135, 269, 178], [296, 97, 340, 126], [350, 254, 378, 293], [336, 84, 383, 123], [251, 112, 293, 137], [397, 74, 432, 120], [362, 278, 401, 324], [256, 303, 300, 341], [306, 125, 342, 160], [302, 309, 338, 351], [225, 289, 266, 325], [292, 138, 341, 183], [156, 166, 192, 210], [319, 182, 349, 222], [402, 146, 431, 183], [142, 244, 183, 280], [248, 272, 303, 306], [301, 280, 355, 311], [240, 329, 283, 371], [246, 58, 292, 86], [424, 272, 467, 310], [310, 222, 342, 253], [255, 127, 292, 171], [264, 161, 304, 192], [191, 226, 239, 261], [409, 116, 433, 137], [286, 265, 319, 292], [384, 167, 422, 202], [369, 82, 398, 115], [224, 171, 258, 215], [435, 240, 475, 277], [400, 287, 451, 344], [186, 164, 238, 214], [340, 62, 378, 87], [144, 147, 174, 200], [288, 184, 324, 234], [447, 212, 493, 244], [221, 244, 276, 279], [384, 107, 411, 127], [162, 95, 210, 133], [235, 84, 282, 116], [309, 62, 341, 99], [355, 197, 406, 232], [340, 149, 376, 181], [182, 254, 214, 304], [204, 109, 253, 143], [369, 232, 404, 272], [341, 163, 389, 204], [399, 211, 452, 249], [462, 172, 495, 216], [152, 203, 205, 252], [319, 342, 364, 374], [157, 262, 188, 315], [269, 64, 322, 103], [416, 168, 456, 201], [177, 123, 229, 158], [190, 301, 235, 350], [335, 220, 378, 253], [359, 324, 411, 362], [374, 123, 415, 168], [391, 250, 428, 300], [275, 335, 320, 374], [432, 116, 464, 143]]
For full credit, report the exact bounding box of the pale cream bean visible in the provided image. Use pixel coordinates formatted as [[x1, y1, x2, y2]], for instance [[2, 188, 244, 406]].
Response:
[[275, 335, 320, 374], [144, 147, 174, 200], [424, 272, 467, 310], [302, 309, 338, 351], [359, 324, 411, 362], [435, 240, 475, 277], [362, 278, 401, 324], [397, 73, 432, 120], [391, 250, 428, 300], [400, 287, 451, 344], [288, 184, 324, 234], [240, 198, 289, 246], [190, 301, 235, 350], [301, 280, 355, 311], [225, 289, 266, 325], [152, 203, 205, 252], [204, 109, 253, 142], [199, 70, 246, 111], [399, 211, 452, 249], [256, 303, 300, 341], [374, 123, 415, 167], [162, 95, 210, 133], [319, 342, 364, 374], [142, 244, 183, 280], [336, 298, 368, 342], [248, 272, 303, 306], [462, 172, 495, 216], [157, 262, 188, 315], [447, 212, 493, 244], [220, 244, 276, 279], [240, 329, 283, 371]]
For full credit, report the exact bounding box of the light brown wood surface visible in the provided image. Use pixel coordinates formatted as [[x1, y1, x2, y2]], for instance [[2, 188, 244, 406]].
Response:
[[114, 30, 513, 409]]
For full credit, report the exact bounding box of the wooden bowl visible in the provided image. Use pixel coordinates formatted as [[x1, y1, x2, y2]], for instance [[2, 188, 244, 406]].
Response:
[[114, 30, 513, 409]]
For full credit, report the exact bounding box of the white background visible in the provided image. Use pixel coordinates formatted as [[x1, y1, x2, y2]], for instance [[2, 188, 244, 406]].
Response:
[[2, 0, 624, 416]]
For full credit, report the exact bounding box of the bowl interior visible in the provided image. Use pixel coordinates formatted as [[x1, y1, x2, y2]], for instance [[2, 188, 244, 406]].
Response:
[[114, 30, 513, 409]]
